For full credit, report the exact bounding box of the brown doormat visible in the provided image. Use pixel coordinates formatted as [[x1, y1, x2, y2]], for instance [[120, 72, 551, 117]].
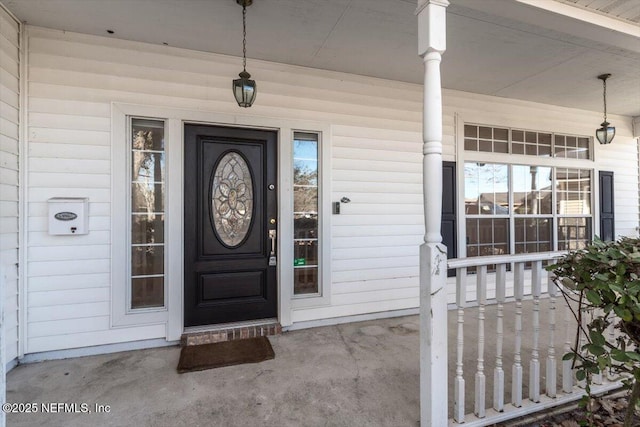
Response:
[[177, 336, 275, 373]]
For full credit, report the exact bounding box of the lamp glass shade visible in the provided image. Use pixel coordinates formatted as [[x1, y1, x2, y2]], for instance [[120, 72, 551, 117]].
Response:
[[233, 71, 257, 108], [595, 124, 615, 145]]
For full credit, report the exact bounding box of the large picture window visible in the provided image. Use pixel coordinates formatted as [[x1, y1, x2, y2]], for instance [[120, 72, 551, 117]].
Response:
[[463, 124, 593, 258]]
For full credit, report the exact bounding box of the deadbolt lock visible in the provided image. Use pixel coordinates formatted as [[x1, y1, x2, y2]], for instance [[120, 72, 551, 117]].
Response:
[[270, 218, 276, 224]]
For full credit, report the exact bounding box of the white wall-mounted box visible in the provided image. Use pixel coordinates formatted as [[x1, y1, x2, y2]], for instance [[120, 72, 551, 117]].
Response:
[[48, 198, 89, 235]]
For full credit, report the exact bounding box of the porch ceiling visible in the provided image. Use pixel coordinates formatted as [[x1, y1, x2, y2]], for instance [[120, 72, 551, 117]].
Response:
[[5, 0, 640, 117], [553, 0, 640, 25]]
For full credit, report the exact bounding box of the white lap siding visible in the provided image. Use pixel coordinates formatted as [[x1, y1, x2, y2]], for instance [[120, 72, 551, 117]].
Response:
[[25, 27, 429, 352], [0, 6, 20, 364], [24, 26, 638, 351], [292, 123, 455, 323]]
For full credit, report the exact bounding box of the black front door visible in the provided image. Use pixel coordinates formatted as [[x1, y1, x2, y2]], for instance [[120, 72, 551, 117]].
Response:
[[184, 124, 278, 327]]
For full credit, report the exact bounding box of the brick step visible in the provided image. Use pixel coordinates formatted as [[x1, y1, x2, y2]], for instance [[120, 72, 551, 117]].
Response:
[[181, 318, 281, 346]]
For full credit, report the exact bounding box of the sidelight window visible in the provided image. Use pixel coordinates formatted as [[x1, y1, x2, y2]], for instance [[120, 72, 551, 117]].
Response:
[[130, 118, 166, 309], [293, 132, 320, 295]]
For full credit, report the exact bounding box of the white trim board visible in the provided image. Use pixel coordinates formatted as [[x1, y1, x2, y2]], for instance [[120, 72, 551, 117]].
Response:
[[285, 307, 420, 331], [17, 24, 28, 359], [19, 339, 179, 364], [5, 359, 18, 373]]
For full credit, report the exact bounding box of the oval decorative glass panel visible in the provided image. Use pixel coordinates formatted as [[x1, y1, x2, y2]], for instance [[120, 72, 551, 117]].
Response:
[[211, 152, 254, 247]]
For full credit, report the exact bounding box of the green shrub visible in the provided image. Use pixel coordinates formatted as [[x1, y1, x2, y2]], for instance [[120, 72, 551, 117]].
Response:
[[547, 237, 640, 427]]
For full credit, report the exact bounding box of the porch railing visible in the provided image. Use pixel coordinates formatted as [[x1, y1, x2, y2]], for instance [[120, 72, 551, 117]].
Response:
[[446, 252, 622, 426]]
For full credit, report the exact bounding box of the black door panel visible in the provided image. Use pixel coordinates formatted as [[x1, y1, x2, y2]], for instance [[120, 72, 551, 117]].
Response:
[[442, 161, 456, 277], [184, 125, 278, 326]]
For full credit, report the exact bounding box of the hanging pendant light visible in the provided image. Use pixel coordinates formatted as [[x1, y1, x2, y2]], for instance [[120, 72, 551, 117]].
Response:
[[595, 73, 615, 145], [233, 0, 257, 108]]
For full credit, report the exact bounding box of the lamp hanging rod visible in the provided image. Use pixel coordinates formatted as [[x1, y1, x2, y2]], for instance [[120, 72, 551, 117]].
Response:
[[236, 0, 252, 72], [242, 2, 247, 71], [598, 73, 611, 123]]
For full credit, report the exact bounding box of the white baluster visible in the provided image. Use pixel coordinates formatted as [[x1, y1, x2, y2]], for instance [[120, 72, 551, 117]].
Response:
[[512, 262, 524, 407], [454, 267, 467, 423], [562, 278, 574, 393], [493, 264, 506, 412], [474, 265, 487, 418], [546, 272, 557, 398], [530, 261, 541, 402]]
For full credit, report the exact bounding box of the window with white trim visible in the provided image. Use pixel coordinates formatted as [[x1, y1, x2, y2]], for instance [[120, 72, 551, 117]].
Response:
[[130, 118, 166, 309], [463, 124, 593, 259]]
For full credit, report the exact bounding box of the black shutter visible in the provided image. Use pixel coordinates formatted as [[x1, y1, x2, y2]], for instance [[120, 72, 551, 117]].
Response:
[[442, 162, 457, 276], [599, 171, 615, 242]]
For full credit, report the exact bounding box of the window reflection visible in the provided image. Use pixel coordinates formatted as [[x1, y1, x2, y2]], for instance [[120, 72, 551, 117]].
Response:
[[131, 183, 164, 213], [465, 160, 593, 259], [294, 214, 317, 239], [466, 218, 509, 257], [556, 168, 591, 215], [133, 152, 165, 183], [514, 218, 552, 253], [555, 135, 591, 160], [512, 165, 552, 215], [464, 125, 509, 153], [132, 214, 164, 244], [131, 277, 164, 308], [558, 218, 591, 250], [464, 163, 509, 215]]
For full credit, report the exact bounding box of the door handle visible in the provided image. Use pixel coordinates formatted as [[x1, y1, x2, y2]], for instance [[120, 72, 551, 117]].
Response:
[[268, 229, 277, 266], [268, 229, 276, 256]]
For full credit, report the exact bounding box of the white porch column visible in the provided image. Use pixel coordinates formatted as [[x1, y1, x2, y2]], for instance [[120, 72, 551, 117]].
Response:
[[416, 0, 449, 425]]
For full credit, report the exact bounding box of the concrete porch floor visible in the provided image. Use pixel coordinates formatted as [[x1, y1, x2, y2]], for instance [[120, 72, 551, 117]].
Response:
[[7, 299, 569, 427]]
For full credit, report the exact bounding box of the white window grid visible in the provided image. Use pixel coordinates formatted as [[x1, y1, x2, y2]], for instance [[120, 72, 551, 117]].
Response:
[[464, 124, 593, 160], [465, 163, 593, 255], [128, 117, 167, 311]]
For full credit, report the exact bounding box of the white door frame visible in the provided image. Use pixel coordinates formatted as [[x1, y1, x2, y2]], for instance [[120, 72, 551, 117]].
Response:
[[111, 103, 331, 341]]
